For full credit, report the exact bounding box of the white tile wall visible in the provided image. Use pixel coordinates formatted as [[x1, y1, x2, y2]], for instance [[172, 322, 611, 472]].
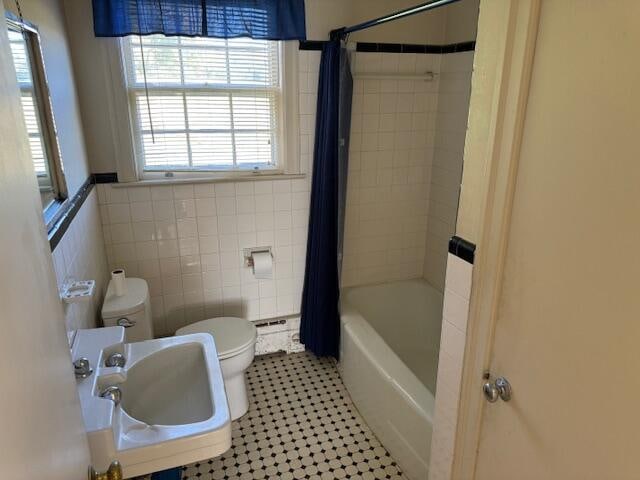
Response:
[[298, 49, 321, 178], [98, 179, 310, 336], [429, 253, 473, 480], [423, 51, 475, 480], [342, 52, 442, 287], [94, 51, 320, 338], [423, 52, 475, 291], [51, 189, 110, 333], [90, 48, 471, 348]]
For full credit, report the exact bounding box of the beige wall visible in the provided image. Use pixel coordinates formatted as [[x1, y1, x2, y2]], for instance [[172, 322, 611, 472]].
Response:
[[442, 0, 480, 44], [63, 0, 479, 176], [455, 0, 500, 245], [62, 0, 136, 177], [61, 0, 355, 176], [0, 21, 91, 480], [348, 0, 447, 44], [304, 0, 353, 40], [4, 0, 109, 332], [4, 0, 90, 195], [58, 0, 481, 178], [348, 0, 478, 44]]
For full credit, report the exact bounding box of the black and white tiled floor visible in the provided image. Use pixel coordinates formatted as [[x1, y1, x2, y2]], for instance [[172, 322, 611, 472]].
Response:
[[182, 352, 407, 480]]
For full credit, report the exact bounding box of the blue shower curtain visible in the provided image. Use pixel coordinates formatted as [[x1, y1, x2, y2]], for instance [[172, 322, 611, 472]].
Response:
[[300, 40, 352, 358]]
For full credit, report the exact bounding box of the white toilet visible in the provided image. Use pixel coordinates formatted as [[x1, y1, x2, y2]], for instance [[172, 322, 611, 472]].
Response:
[[176, 318, 256, 420], [102, 277, 257, 420]]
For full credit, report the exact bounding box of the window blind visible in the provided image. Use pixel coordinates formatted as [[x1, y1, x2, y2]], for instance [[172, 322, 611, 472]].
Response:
[[122, 35, 282, 172]]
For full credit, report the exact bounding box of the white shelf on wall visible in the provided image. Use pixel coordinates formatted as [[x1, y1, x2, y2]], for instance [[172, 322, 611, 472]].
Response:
[[352, 72, 436, 82]]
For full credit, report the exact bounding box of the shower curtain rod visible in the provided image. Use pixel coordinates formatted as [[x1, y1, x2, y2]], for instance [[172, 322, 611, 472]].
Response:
[[331, 0, 463, 39]]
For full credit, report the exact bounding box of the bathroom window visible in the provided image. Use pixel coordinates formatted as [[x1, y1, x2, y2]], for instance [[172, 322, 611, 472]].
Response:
[[121, 35, 285, 176], [7, 17, 68, 225]]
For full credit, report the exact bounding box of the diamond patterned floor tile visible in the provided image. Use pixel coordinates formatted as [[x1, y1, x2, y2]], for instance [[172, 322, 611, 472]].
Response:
[[181, 351, 407, 480]]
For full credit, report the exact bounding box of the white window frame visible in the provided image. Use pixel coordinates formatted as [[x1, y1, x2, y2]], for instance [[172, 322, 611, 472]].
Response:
[[115, 36, 299, 182]]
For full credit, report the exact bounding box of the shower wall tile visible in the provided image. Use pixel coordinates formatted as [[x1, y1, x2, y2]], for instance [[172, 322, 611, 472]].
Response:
[[96, 50, 318, 337], [429, 252, 473, 480], [51, 188, 110, 334], [423, 51, 475, 292], [342, 52, 441, 287]]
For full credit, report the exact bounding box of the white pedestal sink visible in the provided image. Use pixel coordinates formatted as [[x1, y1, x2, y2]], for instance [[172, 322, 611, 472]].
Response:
[[72, 327, 231, 478]]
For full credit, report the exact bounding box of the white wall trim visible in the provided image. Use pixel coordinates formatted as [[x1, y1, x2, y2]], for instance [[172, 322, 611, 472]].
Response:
[[451, 1, 541, 478], [107, 39, 302, 183], [282, 41, 301, 175], [103, 38, 138, 183], [109, 173, 306, 188]]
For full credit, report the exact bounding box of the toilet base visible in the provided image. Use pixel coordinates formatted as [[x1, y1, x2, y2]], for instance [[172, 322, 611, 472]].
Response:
[[224, 373, 249, 420]]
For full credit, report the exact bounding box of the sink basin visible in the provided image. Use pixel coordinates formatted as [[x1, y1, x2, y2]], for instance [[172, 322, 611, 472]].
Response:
[[120, 343, 213, 426], [72, 327, 231, 478]]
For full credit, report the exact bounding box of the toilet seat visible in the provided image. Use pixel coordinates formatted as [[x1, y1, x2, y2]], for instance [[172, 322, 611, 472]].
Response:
[[176, 317, 257, 360]]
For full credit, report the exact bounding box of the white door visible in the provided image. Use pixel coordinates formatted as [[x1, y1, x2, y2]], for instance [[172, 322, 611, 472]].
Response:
[[0, 22, 91, 480], [474, 1, 640, 479]]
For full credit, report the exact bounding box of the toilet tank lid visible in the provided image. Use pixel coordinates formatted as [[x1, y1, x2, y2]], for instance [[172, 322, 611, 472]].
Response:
[[102, 278, 148, 318]]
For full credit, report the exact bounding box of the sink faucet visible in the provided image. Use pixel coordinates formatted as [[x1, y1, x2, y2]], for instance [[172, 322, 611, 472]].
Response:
[[100, 385, 122, 406], [73, 358, 93, 379]]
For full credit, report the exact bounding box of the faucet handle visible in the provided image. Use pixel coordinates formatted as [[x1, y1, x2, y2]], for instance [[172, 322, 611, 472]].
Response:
[[104, 352, 126, 368], [100, 385, 122, 406], [74, 358, 93, 379]]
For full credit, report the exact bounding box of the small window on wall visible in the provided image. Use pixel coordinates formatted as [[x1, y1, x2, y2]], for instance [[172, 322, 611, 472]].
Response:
[[7, 16, 67, 226], [121, 35, 284, 177]]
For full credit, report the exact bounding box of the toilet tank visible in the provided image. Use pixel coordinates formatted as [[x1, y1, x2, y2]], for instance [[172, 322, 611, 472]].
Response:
[[102, 278, 153, 342]]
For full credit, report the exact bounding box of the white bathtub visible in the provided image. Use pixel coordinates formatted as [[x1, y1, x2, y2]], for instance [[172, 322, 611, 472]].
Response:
[[339, 279, 443, 480]]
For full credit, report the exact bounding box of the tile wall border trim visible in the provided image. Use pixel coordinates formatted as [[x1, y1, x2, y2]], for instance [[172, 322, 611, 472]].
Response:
[[299, 40, 476, 54], [93, 172, 119, 183], [298, 40, 327, 51], [49, 175, 95, 251], [448, 235, 476, 264]]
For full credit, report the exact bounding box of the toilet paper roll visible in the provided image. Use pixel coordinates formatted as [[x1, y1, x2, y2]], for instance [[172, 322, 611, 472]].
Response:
[[252, 251, 273, 280], [111, 269, 126, 297]]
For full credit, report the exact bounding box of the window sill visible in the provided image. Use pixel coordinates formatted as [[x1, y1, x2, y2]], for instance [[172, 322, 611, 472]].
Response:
[[112, 172, 306, 188], [44, 198, 69, 232]]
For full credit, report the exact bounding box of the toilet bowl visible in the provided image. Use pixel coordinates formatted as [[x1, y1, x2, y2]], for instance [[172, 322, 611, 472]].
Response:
[[176, 317, 257, 420]]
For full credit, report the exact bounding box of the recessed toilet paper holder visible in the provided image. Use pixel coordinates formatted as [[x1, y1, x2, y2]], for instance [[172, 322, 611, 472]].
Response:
[[243, 246, 273, 267]]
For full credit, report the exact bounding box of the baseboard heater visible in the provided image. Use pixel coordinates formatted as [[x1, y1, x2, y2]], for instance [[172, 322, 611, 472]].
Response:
[[254, 318, 287, 328]]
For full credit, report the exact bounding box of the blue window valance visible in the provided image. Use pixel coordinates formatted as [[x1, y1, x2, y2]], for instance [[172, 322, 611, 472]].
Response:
[[92, 0, 306, 40]]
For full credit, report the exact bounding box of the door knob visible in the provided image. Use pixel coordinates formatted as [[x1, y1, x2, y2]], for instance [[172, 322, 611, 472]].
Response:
[[483, 375, 512, 402], [89, 460, 123, 480]]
